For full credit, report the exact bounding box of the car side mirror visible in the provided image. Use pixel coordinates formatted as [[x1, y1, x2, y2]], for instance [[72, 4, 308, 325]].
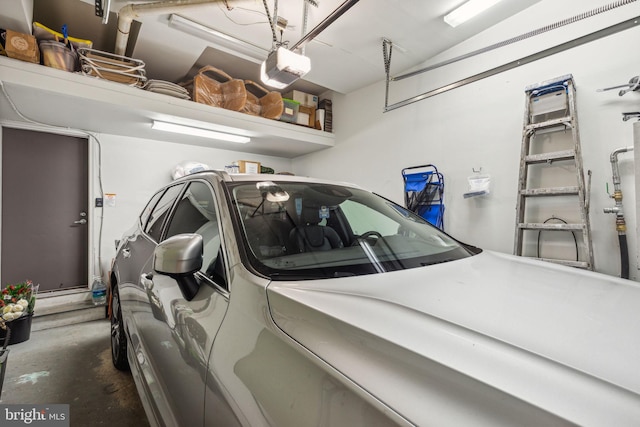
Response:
[[153, 234, 203, 301]]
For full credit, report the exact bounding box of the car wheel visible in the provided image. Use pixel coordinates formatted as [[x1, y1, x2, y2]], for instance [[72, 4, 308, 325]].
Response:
[[111, 284, 130, 371]]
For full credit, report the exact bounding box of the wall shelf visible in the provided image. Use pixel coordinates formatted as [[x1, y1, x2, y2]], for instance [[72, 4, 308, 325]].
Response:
[[0, 56, 334, 158]]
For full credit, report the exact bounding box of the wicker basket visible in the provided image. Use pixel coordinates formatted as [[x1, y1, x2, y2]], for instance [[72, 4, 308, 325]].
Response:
[[78, 48, 146, 87]]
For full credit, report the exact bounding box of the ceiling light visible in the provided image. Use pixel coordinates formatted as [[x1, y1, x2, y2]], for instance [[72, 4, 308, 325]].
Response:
[[260, 47, 311, 89], [152, 121, 250, 144], [168, 14, 268, 64], [444, 0, 503, 28]]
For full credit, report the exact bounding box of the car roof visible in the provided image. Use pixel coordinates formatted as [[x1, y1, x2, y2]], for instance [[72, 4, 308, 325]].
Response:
[[185, 170, 364, 189]]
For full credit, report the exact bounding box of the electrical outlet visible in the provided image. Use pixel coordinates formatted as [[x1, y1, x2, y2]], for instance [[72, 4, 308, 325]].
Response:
[[95, 197, 103, 207]]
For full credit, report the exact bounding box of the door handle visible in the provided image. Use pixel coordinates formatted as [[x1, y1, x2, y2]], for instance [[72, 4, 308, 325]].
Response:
[[74, 211, 87, 225], [141, 273, 162, 314]]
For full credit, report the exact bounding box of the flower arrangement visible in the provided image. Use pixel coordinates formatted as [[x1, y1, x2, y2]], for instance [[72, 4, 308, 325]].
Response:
[[0, 280, 38, 322]]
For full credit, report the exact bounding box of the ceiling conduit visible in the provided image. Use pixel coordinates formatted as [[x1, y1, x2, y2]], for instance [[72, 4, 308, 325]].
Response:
[[383, 0, 639, 112], [115, 0, 359, 64], [115, 0, 225, 56]]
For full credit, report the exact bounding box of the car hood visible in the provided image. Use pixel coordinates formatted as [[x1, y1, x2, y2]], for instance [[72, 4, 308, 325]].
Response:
[[266, 250, 640, 426]]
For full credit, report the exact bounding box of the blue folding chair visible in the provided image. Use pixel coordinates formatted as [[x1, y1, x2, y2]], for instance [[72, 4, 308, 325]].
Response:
[[402, 164, 445, 230]]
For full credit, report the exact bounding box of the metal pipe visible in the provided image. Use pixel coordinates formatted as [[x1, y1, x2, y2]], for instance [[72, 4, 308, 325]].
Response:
[[392, 0, 638, 82], [384, 15, 640, 112], [290, 0, 360, 51], [603, 146, 633, 279], [610, 146, 633, 188], [115, 0, 223, 56]]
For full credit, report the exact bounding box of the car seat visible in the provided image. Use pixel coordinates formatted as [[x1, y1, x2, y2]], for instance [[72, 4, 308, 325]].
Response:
[[243, 215, 293, 258], [289, 205, 344, 252]]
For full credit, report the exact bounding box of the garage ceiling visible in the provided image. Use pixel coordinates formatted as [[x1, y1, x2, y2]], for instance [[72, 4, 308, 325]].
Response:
[[17, 0, 544, 95]]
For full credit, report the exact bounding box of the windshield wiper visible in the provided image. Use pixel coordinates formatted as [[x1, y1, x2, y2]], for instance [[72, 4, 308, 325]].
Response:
[[420, 258, 461, 267], [270, 271, 357, 280]]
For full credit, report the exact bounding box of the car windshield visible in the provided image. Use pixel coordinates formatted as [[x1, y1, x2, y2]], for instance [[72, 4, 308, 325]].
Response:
[[229, 181, 476, 280]]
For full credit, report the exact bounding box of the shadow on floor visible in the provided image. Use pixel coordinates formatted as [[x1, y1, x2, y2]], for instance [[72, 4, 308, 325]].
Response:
[[0, 319, 149, 427]]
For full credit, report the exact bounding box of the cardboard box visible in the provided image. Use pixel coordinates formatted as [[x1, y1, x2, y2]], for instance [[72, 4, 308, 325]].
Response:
[[5, 29, 39, 64], [283, 90, 318, 108], [296, 105, 316, 128], [235, 160, 261, 174]]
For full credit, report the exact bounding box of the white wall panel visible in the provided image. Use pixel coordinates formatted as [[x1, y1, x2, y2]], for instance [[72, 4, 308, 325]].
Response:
[[293, 0, 640, 279], [94, 134, 292, 275]]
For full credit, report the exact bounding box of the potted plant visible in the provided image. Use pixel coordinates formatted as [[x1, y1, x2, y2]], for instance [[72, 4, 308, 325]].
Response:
[[0, 280, 38, 345]]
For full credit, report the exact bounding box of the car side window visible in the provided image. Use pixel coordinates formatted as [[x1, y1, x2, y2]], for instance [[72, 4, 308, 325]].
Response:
[[164, 181, 227, 290], [145, 184, 184, 242], [140, 190, 163, 228]]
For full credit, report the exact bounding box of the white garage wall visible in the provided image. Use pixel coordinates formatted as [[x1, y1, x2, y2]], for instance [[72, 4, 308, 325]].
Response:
[[293, 0, 640, 279], [93, 134, 292, 277]]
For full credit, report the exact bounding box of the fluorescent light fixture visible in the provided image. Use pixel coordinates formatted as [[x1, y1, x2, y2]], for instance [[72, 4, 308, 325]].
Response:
[[152, 121, 250, 144], [444, 0, 503, 28], [260, 47, 311, 89], [168, 14, 268, 64]]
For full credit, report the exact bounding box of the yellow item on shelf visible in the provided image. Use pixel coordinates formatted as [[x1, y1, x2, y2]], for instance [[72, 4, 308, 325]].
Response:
[[32, 22, 93, 50]]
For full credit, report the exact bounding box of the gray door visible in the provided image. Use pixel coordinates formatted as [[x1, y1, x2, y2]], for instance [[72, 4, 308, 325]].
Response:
[[1, 128, 89, 291]]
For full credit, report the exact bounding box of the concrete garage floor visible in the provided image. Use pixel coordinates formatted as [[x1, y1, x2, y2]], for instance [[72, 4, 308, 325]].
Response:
[[0, 319, 149, 427]]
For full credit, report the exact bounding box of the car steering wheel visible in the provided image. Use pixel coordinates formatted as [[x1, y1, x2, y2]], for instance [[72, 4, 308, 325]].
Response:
[[352, 230, 383, 245]]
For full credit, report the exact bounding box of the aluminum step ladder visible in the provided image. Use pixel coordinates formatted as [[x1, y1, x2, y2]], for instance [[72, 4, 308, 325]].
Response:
[[513, 74, 594, 270]]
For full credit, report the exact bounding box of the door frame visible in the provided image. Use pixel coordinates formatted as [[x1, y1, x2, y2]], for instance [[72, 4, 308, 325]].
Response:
[[0, 121, 99, 291]]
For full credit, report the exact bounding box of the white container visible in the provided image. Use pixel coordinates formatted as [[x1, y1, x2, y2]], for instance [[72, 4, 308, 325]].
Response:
[[531, 90, 567, 116]]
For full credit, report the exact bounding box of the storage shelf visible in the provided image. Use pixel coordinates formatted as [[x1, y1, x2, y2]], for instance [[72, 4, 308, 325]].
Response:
[[0, 56, 334, 158]]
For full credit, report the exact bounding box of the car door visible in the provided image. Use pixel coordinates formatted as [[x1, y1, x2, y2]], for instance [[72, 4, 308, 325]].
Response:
[[135, 180, 235, 426], [116, 183, 185, 424], [114, 189, 163, 288]]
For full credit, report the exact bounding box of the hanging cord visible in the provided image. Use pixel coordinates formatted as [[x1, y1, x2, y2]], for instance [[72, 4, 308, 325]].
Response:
[[394, 0, 638, 81], [0, 79, 106, 280], [536, 216, 579, 261]]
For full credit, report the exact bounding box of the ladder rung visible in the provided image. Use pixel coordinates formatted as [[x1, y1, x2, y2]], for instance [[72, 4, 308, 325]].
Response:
[[525, 116, 572, 132], [525, 149, 575, 164], [520, 186, 579, 197], [532, 257, 590, 269], [518, 223, 585, 231]]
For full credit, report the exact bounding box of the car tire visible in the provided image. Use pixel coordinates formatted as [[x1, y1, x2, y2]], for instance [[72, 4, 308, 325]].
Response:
[[111, 284, 130, 371]]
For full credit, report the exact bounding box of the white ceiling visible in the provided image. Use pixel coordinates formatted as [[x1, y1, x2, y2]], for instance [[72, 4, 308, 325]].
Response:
[[16, 0, 543, 95]]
